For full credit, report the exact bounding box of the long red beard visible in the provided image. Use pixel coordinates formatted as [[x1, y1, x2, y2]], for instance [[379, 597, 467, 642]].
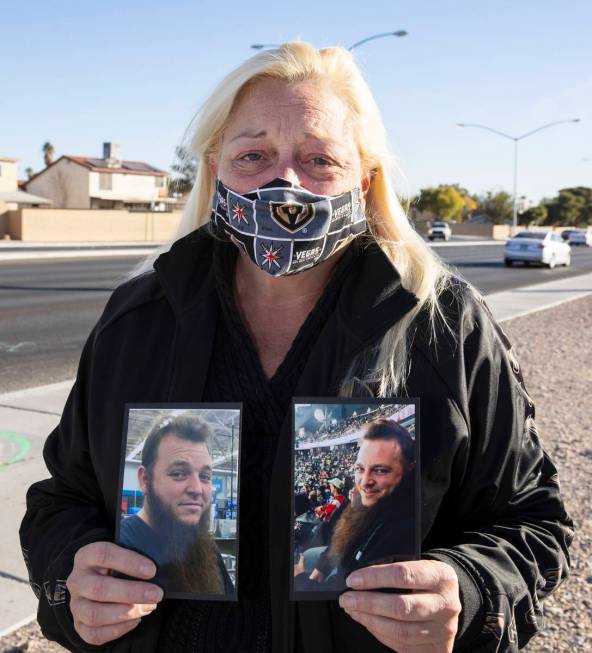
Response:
[[327, 490, 376, 568]]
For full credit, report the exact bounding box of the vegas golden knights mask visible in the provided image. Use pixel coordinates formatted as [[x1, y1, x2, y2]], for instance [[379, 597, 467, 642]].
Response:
[[210, 177, 366, 276]]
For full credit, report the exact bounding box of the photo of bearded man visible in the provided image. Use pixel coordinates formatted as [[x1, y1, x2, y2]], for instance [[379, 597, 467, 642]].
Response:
[[292, 405, 419, 599], [118, 412, 236, 597]]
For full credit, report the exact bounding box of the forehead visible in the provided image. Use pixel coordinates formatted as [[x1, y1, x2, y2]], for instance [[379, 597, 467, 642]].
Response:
[[224, 78, 355, 145], [356, 439, 401, 465], [154, 434, 212, 467]]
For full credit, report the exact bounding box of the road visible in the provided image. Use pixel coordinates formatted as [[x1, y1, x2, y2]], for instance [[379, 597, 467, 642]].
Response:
[[1, 244, 592, 393]]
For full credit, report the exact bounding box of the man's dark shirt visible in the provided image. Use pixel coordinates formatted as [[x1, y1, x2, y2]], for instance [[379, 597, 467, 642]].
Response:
[[120, 514, 168, 566]]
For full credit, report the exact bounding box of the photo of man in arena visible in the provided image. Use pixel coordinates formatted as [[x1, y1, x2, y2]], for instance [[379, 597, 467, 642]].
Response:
[[292, 401, 419, 598], [118, 410, 237, 598]]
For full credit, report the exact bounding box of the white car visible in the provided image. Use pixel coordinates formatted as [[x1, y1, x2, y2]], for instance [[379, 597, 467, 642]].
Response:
[[504, 231, 571, 268], [568, 229, 592, 246], [428, 221, 452, 241]]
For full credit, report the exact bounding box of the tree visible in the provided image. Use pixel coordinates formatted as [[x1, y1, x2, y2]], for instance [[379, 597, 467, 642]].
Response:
[[42, 142, 54, 167], [25, 167, 35, 179], [519, 205, 547, 226], [478, 191, 513, 224], [544, 187, 592, 226], [169, 146, 197, 195], [415, 185, 466, 221]]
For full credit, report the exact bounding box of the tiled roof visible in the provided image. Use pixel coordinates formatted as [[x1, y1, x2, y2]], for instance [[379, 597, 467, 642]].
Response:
[[65, 156, 168, 176]]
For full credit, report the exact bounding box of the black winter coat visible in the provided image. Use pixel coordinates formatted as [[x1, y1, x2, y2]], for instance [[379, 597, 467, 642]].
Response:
[[20, 228, 573, 652]]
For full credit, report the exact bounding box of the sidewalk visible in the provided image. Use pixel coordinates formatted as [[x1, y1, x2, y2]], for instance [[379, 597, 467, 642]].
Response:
[[0, 241, 162, 262], [0, 271, 591, 636]]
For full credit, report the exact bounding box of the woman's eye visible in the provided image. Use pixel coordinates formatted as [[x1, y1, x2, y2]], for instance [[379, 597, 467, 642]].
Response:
[[311, 157, 332, 166], [239, 152, 264, 161]]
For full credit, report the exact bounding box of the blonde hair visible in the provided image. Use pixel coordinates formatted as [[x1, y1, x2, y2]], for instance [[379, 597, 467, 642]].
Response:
[[142, 42, 455, 395]]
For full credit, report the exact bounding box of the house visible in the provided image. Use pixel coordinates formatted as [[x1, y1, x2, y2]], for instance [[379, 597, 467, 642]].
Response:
[[24, 143, 174, 211], [0, 157, 51, 214]]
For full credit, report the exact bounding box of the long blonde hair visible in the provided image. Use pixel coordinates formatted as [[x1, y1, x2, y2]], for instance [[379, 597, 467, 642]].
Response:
[[143, 42, 454, 395]]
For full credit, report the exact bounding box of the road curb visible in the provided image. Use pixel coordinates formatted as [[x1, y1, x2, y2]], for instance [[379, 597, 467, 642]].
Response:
[[497, 290, 591, 322], [0, 380, 73, 403], [0, 613, 37, 640], [0, 248, 158, 262], [486, 270, 592, 322]]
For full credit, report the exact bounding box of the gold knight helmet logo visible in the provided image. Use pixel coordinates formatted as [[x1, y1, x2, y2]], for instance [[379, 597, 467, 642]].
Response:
[[270, 201, 315, 232]]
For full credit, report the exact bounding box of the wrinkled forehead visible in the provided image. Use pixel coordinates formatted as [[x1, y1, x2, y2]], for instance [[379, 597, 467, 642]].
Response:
[[224, 78, 356, 146]]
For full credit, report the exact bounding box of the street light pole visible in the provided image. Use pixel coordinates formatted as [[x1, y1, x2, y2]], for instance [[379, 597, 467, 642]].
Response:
[[347, 30, 407, 51], [457, 119, 580, 233], [251, 30, 408, 52]]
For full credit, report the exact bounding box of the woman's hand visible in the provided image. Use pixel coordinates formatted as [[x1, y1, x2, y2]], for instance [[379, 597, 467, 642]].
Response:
[[66, 542, 164, 646], [338, 560, 461, 653]]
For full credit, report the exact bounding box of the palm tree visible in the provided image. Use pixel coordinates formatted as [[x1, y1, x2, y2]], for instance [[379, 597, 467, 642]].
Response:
[[25, 167, 35, 179], [42, 142, 54, 167]]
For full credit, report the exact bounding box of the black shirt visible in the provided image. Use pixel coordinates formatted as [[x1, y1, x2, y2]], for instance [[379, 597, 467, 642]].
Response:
[[157, 241, 356, 652]]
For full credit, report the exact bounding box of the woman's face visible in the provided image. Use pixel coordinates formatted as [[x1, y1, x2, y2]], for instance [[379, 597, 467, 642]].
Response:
[[211, 78, 370, 198]]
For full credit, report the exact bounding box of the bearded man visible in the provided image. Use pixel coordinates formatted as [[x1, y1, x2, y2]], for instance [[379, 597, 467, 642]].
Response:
[[295, 419, 417, 590], [119, 414, 234, 595]]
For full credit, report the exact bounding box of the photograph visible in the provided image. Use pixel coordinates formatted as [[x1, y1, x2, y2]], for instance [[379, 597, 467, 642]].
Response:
[[116, 404, 241, 600], [291, 399, 420, 600]]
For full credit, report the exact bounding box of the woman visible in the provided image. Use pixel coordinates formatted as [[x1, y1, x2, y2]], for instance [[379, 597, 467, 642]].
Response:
[[20, 42, 572, 653]]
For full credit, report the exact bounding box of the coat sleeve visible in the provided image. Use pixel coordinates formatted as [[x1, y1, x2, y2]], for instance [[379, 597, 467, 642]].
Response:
[[19, 328, 114, 653], [422, 295, 574, 652]]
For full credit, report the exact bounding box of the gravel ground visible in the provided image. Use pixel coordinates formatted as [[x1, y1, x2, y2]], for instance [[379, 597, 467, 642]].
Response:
[[1, 295, 590, 653]]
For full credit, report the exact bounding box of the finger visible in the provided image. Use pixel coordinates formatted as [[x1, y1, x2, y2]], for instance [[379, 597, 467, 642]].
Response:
[[73, 598, 157, 627], [74, 617, 141, 647], [75, 542, 156, 579], [339, 590, 446, 621], [74, 573, 164, 604], [346, 560, 455, 592], [346, 610, 446, 647]]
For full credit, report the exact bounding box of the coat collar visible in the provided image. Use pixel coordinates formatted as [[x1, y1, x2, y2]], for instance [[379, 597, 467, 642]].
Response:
[[154, 228, 419, 347], [335, 237, 419, 348]]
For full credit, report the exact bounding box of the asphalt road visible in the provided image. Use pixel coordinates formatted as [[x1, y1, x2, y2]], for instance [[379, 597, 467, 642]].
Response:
[[1, 244, 592, 393]]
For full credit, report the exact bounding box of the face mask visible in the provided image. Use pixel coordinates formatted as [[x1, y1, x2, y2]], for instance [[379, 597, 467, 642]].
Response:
[[210, 177, 366, 276]]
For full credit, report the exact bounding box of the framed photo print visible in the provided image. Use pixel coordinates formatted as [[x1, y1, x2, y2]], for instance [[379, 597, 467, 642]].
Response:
[[291, 398, 420, 600], [116, 403, 241, 600]]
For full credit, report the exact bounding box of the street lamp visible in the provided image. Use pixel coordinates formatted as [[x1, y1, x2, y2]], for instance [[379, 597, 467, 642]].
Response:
[[251, 31, 408, 51], [347, 31, 407, 51], [457, 119, 580, 233]]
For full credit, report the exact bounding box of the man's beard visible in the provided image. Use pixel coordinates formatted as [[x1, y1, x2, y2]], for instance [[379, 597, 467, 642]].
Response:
[[327, 488, 384, 568], [145, 480, 223, 594]]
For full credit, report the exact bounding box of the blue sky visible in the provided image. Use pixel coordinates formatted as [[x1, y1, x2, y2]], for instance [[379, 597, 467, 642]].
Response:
[[3, 0, 591, 202]]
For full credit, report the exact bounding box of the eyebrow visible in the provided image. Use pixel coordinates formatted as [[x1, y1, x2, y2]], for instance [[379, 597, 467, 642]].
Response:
[[229, 130, 267, 142], [167, 460, 212, 472], [229, 128, 343, 148]]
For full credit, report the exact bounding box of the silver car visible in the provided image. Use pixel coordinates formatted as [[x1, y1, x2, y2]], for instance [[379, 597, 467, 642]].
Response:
[[504, 231, 571, 268]]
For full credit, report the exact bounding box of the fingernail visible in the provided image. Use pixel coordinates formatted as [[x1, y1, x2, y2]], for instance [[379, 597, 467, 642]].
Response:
[[144, 587, 163, 602], [140, 563, 155, 577], [346, 574, 362, 588], [339, 594, 355, 609], [140, 604, 157, 616]]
